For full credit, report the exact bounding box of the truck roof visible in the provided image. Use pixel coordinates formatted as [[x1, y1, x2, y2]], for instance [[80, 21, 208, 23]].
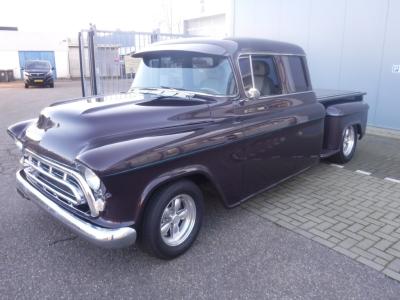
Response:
[[133, 37, 306, 57]]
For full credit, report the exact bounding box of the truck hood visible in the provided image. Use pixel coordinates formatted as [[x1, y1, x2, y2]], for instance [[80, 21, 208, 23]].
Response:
[[17, 92, 212, 166]]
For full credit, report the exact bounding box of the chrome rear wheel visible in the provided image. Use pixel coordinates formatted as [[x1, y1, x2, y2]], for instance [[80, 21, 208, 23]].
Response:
[[329, 124, 358, 164], [343, 126, 356, 157]]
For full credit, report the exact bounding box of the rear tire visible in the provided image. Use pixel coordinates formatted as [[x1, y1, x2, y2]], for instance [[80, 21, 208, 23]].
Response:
[[49, 83, 54, 88], [24, 83, 29, 88], [141, 180, 204, 259], [329, 125, 358, 164]]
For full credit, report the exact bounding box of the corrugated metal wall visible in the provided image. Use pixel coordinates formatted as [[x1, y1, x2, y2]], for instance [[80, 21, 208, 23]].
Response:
[[233, 0, 400, 130]]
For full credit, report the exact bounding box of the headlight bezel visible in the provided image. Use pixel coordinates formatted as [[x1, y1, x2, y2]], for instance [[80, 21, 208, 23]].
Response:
[[84, 167, 102, 192]]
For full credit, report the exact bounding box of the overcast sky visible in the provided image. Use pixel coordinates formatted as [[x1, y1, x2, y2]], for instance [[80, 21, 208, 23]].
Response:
[[3, 0, 191, 37]]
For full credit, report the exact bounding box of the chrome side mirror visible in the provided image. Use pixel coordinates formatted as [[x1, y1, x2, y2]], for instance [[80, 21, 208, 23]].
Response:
[[246, 88, 260, 99]]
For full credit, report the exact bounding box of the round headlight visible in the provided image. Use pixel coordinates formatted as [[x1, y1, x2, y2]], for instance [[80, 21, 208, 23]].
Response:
[[84, 168, 101, 191]]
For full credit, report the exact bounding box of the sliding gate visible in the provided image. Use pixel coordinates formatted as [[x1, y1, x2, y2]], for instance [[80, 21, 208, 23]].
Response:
[[78, 26, 191, 97]]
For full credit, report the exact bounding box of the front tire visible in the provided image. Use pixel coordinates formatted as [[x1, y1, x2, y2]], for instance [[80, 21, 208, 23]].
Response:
[[24, 83, 29, 88], [141, 180, 204, 259], [329, 125, 358, 164]]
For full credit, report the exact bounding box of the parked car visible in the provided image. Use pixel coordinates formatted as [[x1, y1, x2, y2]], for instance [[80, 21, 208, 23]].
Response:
[[8, 38, 369, 259], [22, 60, 54, 88]]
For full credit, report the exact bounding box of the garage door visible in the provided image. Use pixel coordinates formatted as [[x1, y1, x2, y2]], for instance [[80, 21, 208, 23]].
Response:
[[18, 51, 56, 79]]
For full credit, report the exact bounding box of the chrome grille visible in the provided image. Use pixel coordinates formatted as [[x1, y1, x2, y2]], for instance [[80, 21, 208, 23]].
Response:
[[20, 150, 104, 217], [23, 152, 85, 206]]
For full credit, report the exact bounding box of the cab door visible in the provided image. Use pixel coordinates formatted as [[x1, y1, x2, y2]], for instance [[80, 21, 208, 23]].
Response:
[[236, 54, 324, 196]]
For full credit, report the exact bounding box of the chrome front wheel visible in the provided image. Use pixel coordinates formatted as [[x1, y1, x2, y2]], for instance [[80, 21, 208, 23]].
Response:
[[160, 194, 197, 246], [141, 180, 204, 259]]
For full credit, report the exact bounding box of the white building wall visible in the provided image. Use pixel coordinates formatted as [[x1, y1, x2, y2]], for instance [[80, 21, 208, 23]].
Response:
[[0, 31, 70, 79], [232, 0, 400, 130]]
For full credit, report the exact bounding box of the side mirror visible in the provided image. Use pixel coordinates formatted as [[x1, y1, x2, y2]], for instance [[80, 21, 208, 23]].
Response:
[[21, 67, 25, 71], [51, 67, 55, 70], [247, 88, 260, 99]]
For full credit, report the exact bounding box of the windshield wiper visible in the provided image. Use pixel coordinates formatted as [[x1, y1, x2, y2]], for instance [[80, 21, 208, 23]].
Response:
[[131, 87, 213, 102]]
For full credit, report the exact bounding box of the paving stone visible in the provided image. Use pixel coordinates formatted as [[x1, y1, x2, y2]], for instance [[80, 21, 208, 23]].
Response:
[[300, 220, 317, 230], [293, 228, 314, 239], [351, 247, 376, 260], [342, 229, 364, 241], [374, 257, 388, 267], [387, 259, 400, 273], [315, 221, 333, 231], [243, 155, 400, 281], [357, 257, 384, 272], [312, 236, 335, 248], [387, 248, 400, 259], [333, 246, 358, 259], [358, 230, 381, 242], [347, 223, 364, 232], [331, 222, 348, 232], [382, 269, 400, 282], [309, 228, 330, 240], [339, 238, 358, 249], [356, 239, 376, 250], [380, 224, 396, 234], [364, 224, 381, 233], [328, 236, 341, 244], [374, 239, 393, 251]]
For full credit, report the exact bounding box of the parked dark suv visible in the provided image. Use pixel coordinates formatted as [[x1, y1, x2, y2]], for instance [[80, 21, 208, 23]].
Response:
[[23, 60, 54, 88]]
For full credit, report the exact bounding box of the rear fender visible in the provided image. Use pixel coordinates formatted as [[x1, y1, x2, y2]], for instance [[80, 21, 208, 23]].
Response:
[[323, 102, 369, 151]]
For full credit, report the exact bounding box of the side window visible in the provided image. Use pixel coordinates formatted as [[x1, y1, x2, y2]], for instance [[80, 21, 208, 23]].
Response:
[[251, 56, 282, 96], [238, 56, 252, 91], [238, 55, 282, 97], [282, 56, 310, 93]]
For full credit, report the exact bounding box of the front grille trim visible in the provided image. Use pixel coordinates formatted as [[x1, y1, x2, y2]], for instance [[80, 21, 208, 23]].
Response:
[[22, 149, 100, 217], [24, 157, 83, 204]]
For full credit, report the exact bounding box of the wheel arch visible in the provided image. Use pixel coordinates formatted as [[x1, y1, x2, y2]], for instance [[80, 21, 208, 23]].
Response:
[[137, 165, 226, 225]]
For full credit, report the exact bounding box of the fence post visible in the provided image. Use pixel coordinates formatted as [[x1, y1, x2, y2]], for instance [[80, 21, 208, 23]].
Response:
[[78, 32, 86, 97], [88, 26, 98, 95], [151, 29, 160, 43]]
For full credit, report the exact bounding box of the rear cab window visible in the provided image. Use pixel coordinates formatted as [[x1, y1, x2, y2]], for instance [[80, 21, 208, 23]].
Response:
[[281, 56, 311, 93]]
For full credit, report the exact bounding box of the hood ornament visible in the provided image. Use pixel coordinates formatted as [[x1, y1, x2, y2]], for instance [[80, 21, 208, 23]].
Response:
[[25, 112, 58, 142]]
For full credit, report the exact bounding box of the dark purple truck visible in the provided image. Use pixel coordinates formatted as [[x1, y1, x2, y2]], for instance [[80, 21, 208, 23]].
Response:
[[8, 38, 369, 259]]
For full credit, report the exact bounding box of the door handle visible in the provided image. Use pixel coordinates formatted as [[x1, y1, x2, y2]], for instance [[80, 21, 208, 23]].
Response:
[[227, 132, 243, 140]]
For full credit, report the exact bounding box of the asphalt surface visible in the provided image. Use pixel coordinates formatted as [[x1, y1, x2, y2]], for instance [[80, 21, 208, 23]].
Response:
[[1, 81, 400, 299]]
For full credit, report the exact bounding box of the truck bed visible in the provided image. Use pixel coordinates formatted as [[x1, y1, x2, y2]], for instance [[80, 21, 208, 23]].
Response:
[[315, 89, 366, 106]]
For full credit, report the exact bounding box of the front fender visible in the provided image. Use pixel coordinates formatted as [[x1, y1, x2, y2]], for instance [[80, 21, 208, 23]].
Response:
[[7, 119, 35, 141], [138, 164, 225, 210]]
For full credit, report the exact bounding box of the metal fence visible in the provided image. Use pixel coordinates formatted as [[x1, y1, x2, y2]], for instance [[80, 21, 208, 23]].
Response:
[[78, 26, 192, 97]]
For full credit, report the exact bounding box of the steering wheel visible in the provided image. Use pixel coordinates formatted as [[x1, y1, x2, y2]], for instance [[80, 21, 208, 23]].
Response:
[[198, 87, 220, 95]]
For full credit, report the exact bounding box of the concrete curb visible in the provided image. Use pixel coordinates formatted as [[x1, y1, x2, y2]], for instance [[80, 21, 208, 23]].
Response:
[[367, 126, 400, 140]]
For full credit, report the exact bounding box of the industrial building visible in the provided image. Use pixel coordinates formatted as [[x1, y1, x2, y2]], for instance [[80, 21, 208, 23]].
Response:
[[182, 0, 400, 131], [0, 28, 70, 79]]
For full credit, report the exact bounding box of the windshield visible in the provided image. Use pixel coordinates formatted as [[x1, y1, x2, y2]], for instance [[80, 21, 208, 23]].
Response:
[[25, 61, 51, 70], [130, 52, 237, 96]]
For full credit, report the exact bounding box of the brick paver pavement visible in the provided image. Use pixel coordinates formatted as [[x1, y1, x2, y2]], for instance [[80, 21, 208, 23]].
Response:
[[242, 161, 400, 281]]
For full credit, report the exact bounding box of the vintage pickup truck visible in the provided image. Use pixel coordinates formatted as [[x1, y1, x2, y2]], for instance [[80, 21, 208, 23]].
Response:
[[8, 38, 369, 259]]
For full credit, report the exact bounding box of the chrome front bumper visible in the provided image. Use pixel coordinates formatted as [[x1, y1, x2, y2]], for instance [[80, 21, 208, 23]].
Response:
[[16, 170, 137, 249]]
